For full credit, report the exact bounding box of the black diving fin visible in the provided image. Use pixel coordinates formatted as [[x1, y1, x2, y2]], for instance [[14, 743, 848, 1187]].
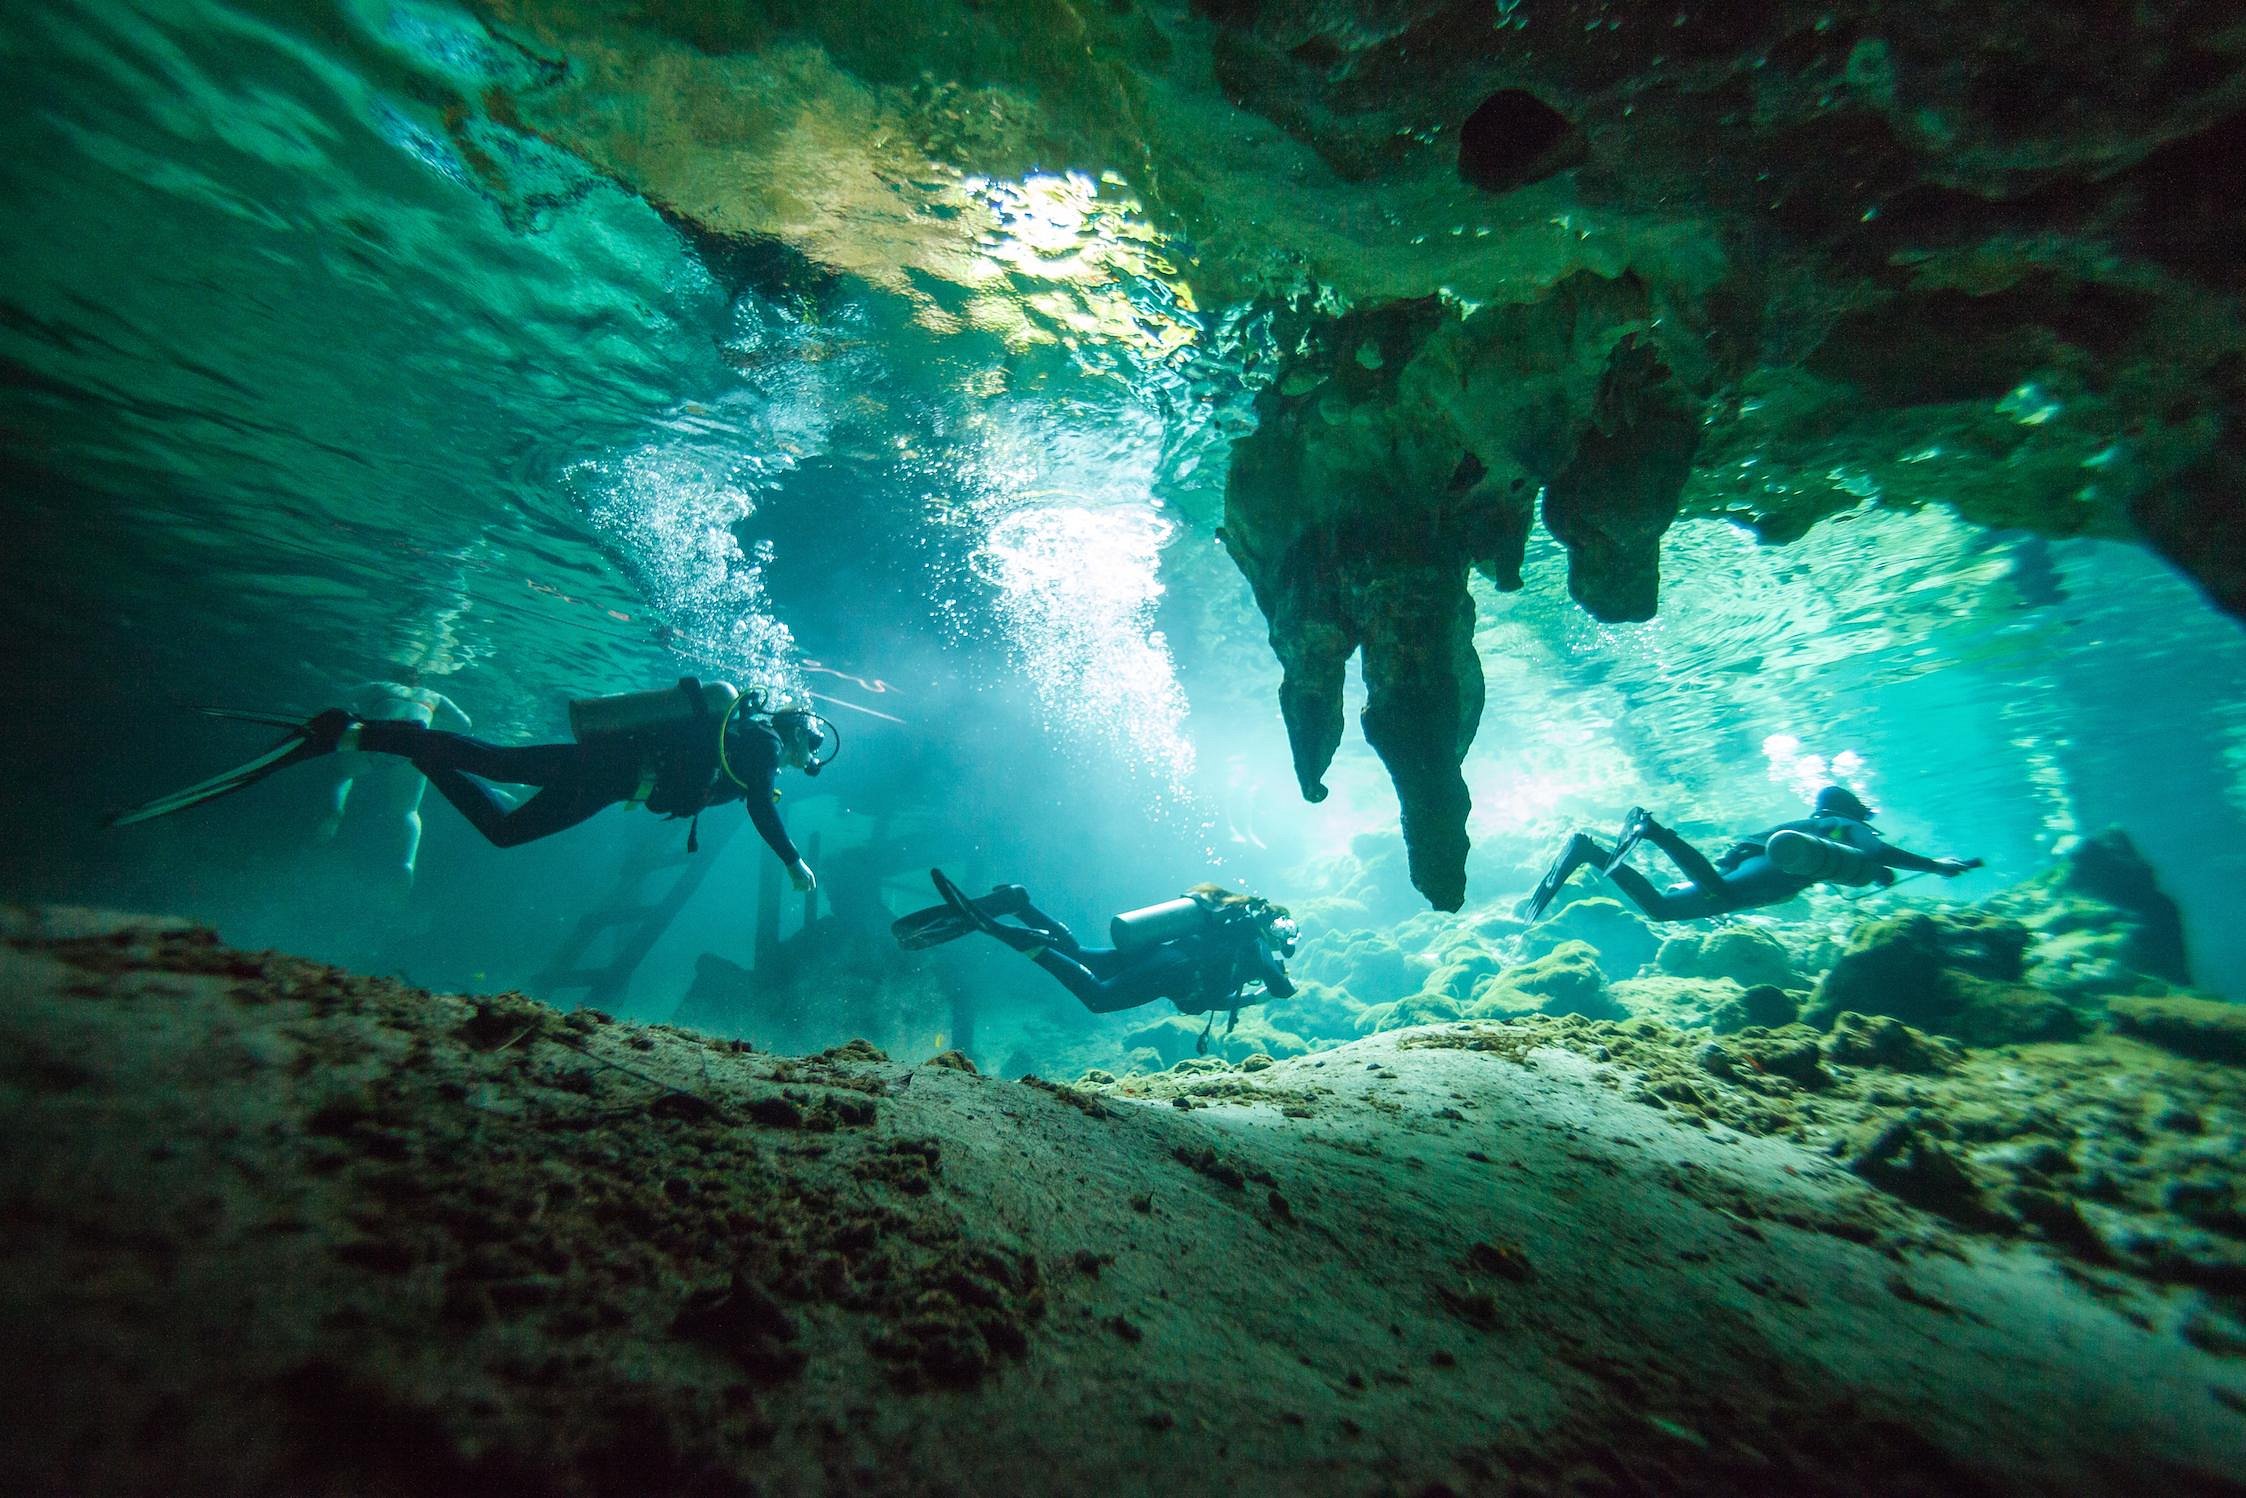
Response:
[[105, 710, 343, 828], [891, 903, 975, 952], [1601, 807, 1652, 876], [1525, 834, 1599, 925]]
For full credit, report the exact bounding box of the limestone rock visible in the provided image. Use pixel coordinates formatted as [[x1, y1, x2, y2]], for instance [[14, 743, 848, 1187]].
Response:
[[1809, 912, 2078, 1045], [1220, 278, 1701, 909], [1525, 896, 1660, 980], [1657, 927, 1804, 991], [1729, 984, 1802, 1033], [2108, 995, 2246, 1064], [1468, 941, 1621, 1021], [1823, 1013, 1947, 1073], [1988, 829, 2194, 995]]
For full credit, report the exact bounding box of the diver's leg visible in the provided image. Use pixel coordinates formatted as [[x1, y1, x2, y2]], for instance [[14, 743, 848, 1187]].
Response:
[[355, 723, 586, 787], [1636, 819, 1731, 901], [1603, 866, 1723, 923], [1009, 901, 1082, 954], [1033, 947, 1172, 1014], [1702, 857, 1803, 914], [319, 771, 355, 842], [397, 806, 423, 890], [417, 768, 612, 848]]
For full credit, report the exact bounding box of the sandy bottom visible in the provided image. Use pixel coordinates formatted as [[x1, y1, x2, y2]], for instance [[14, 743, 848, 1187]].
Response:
[[3, 908, 2240, 1496]]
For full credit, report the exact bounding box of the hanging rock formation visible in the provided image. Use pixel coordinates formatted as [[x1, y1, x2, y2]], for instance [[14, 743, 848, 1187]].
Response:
[[1223, 273, 1701, 907]]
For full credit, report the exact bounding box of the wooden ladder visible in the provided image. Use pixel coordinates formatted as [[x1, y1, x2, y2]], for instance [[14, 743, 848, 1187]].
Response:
[[531, 814, 743, 1009]]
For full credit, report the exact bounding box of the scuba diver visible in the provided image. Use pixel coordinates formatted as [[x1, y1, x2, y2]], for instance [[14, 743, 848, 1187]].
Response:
[[109, 678, 838, 890], [895, 870, 1298, 1032], [1526, 784, 1980, 925]]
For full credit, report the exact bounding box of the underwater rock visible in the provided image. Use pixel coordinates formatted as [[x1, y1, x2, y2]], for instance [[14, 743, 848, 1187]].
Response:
[[1123, 1015, 1210, 1069], [1847, 1117, 1999, 1227], [1294, 929, 1430, 1008], [1987, 829, 2194, 995], [2108, 996, 2246, 1065], [1525, 895, 1659, 980], [1809, 912, 2081, 1045], [1354, 990, 1468, 1034], [478, 0, 2246, 620], [1468, 941, 1621, 1021], [1823, 1013, 1948, 1073], [1606, 975, 1745, 1031], [926, 1049, 979, 1074], [1656, 926, 1805, 992], [1728, 984, 1802, 1033]]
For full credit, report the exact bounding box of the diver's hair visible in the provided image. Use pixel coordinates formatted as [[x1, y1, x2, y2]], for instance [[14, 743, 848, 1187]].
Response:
[[1187, 883, 1291, 924]]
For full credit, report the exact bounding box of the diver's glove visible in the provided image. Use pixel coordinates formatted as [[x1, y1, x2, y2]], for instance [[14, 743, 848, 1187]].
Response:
[[788, 859, 817, 894], [1933, 858, 1982, 878]]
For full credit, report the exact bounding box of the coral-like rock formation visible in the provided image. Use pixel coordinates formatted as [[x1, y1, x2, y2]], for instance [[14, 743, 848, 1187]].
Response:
[[1467, 939, 1620, 1020], [1657, 925, 1805, 992]]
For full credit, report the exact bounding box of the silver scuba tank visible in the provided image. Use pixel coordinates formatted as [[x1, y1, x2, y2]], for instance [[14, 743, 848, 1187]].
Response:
[[568, 677, 740, 742], [1110, 895, 1215, 952], [1766, 829, 1881, 886]]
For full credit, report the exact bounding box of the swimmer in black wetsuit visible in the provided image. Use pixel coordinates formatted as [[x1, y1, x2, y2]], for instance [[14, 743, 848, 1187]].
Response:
[[1526, 785, 1978, 924], [111, 678, 834, 891], [895, 870, 1298, 1017]]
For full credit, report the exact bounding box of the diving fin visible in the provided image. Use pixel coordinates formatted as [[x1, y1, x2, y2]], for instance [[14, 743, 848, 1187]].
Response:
[[195, 707, 317, 729], [1524, 834, 1598, 924], [106, 733, 329, 827], [107, 708, 353, 828], [1601, 808, 1652, 876], [928, 869, 1005, 937], [892, 903, 975, 952]]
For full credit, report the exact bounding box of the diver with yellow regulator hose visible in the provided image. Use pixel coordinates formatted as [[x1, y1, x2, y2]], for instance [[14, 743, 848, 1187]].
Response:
[[1525, 784, 1980, 924], [109, 679, 837, 890]]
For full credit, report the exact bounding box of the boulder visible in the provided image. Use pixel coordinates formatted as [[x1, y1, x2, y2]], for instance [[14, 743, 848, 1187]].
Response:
[[1846, 1117, 2000, 1227], [1722, 984, 1800, 1033], [1809, 913, 2075, 1044], [1296, 930, 1429, 1006], [1657, 926, 1803, 991], [1609, 975, 1743, 1031], [1526, 896, 1660, 980], [1822, 1013, 1946, 1072], [1987, 830, 2193, 995], [1467, 941, 1622, 1021], [2108, 995, 2246, 1064]]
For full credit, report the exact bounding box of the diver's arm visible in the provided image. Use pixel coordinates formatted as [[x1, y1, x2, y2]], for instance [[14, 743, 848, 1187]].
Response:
[[1249, 938, 1297, 999], [744, 791, 803, 870], [1861, 829, 1974, 877]]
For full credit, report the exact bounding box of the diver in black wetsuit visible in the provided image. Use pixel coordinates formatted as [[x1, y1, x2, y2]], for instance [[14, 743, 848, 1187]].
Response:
[[895, 870, 1299, 1018], [111, 678, 835, 891], [1526, 785, 1979, 924]]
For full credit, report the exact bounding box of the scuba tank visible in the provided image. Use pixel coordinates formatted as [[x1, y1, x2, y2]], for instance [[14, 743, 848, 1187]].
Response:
[[1766, 829, 1881, 886], [568, 678, 739, 742], [1110, 895, 1216, 952]]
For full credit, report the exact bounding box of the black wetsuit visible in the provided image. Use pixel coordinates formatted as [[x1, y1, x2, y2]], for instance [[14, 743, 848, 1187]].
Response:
[[971, 893, 1297, 1015], [355, 716, 800, 864], [1596, 813, 1946, 922]]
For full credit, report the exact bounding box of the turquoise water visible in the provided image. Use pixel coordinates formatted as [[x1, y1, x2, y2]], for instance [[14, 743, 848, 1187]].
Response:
[[3, 0, 2242, 1078]]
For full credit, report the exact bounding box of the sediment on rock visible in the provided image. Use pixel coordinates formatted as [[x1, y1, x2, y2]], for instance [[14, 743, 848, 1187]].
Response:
[[8, 908, 2242, 1497]]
